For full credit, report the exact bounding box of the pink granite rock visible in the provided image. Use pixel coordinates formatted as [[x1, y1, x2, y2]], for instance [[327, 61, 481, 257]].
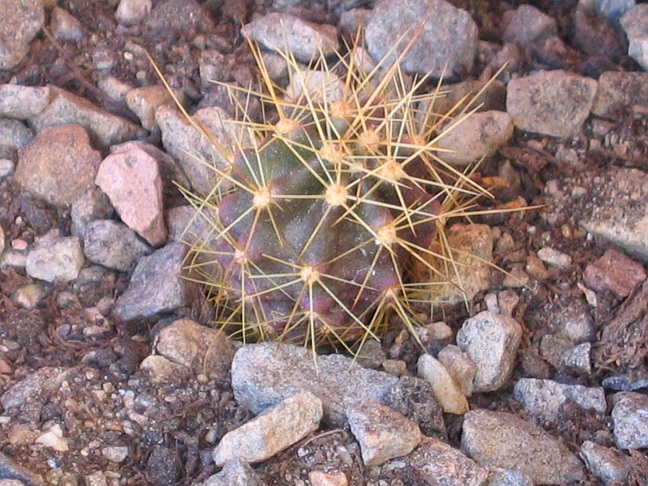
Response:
[[583, 249, 646, 298], [95, 142, 166, 246]]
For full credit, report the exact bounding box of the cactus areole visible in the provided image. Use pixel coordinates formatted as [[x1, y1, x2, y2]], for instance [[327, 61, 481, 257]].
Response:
[[181, 36, 488, 348]]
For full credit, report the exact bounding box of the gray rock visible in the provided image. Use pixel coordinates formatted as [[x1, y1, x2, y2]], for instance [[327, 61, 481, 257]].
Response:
[[578, 168, 648, 262], [112, 242, 193, 321], [70, 188, 115, 239], [146, 446, 181, 486], [241, 13, 339, 63], [536, 246, 572, 270], [461, 410, 586, 484], [0, 85, 50, 119], [417, 354, 469, 415], [435, 111, 513, 166], [96, 142, 166, 246], [513, 378, 606, 420], [588, 0, 636, 24], [83, 220, 150, 272], [0, 158, 14, 179], [398, 437, 489, 486], [486, 468, 534, 486], [383, 376, 446, 440], [50, 7, 84, 42], [602, 374, 648, 391], [426, 79, 506, 115], [199, 459, 263, 486], [115, 0, 152, 26], [213, 391, 323, 466], [456, 311, 522, 393], [621, 4, 648, 70], [144, 0, 214, 34], [503, 4, 558, 46], [15, 124, 101, 207], [346, 400, 421, 466], [26, 232, 84, 283], [28, 86, 143, 148], [592, 71, 648, 118], [506, 70, 597, 138], [230, 342, 398, 427], [0, 367, 68, 411], [156, 105, 252, 196], [580, 440, 630, 484], [0, 118, 33, 161], [0, 0, 44, 69], [560, 342, 592, 374], [612, 392, 648, 449], [366, 0, 476, 78], [139, 355, 191, 384], [155, 318, 234, 380]]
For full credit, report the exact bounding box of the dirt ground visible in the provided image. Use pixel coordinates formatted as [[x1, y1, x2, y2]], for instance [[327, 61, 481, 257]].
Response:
[[1, 0, 648, 484]]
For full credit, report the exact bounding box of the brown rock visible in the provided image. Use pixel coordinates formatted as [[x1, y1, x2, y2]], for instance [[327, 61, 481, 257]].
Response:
[[15, 124, 101, 206]]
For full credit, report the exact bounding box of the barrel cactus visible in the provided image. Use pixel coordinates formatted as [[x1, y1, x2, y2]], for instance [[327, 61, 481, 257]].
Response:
[[177, 37, 490, 350]]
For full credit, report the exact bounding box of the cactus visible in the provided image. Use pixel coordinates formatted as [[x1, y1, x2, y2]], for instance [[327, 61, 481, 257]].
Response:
[[175, 35, 492, 350]]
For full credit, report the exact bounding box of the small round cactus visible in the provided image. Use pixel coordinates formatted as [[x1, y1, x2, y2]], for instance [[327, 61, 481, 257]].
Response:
[[178, 35, 491, 349]]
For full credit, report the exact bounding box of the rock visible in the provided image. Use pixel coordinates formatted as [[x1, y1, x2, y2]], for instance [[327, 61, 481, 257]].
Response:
[[621, 4, 648, 70], [561, 342, 592, 374], [144, 0, 214, 35], [230, 342, 398, 427], [213, 391, 323, 466], [427, 79, 506, 115], [0, 85, 50, 119], [506, 70, 597, 138], [612, 391, 648, 449], [398, 437, 490, 485], [112, 242, 193, 321], [435, 111, 513, 166], [82, 220, 150, 272], [513, 378, 606, 420], [0, 223, 4, 258], [572, 3, 627, 63], [102, 445, 128, 463], [50, 7, 84, 42], [0, 367, 68, 411], [12, 283, 45, 309], [592, 71, 648, 118], [536, 246, 572, 270], [580, 440, 630, 484], [146, 446, 181, 486], [26, 232, 84, 283], [418, 224, 494, 306], [199, 459, 263, 486], [0, 0, 44, 70], [35, 424, 68, 452], [155, 319, 234, 380], [308, 470, 348, 486], [0, 158, 14, 178], [383, 376, 446, 440], [70, 188, 115, 239], [95, 142, 166, 246], [461, 410, 586, 484], [0, 118, 33, 160], [588, 0, 636, 25], [456, 311, 522, 392], [15, 124, 101, 207], [115, 0, 153, 26], [487, 468, 534, 486], [602, 374, 648, 391], [139, 355, 191, 384], [28, 86, 143, 148], [503, 4, 558, 46], [437, 344, 477, 397], [417, 354, 469, 414], [285, 69, 345, 104], [365, 0, 477, 78], [583, 248, 646, 298], [125, 85, 181, 131], [578, 169, 648, 262], [156, 105, 252, 196], [241, 13, 339, 63], [346, 400, 421, 466]]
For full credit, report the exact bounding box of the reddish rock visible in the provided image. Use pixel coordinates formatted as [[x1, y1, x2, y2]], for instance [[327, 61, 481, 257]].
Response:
[[583, 249, 646, 298], [15, 124, 101, 206], [95, 142, 166, 246]]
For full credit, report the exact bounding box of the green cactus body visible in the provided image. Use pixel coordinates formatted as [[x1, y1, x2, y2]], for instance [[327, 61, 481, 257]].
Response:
[[182, 40, 487, 347]]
